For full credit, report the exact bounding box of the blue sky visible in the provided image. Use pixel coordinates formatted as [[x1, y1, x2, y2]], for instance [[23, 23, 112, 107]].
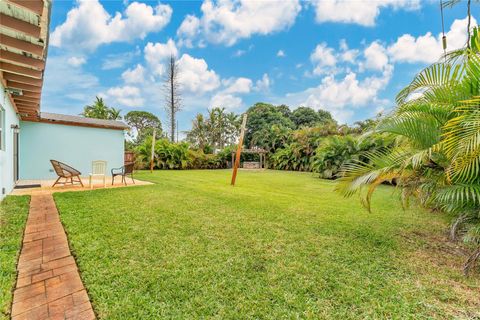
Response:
[[41, 0, 479, 134]]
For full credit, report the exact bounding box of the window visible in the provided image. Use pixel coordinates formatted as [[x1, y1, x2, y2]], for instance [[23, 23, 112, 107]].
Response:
[[0, 106, 4, 151]]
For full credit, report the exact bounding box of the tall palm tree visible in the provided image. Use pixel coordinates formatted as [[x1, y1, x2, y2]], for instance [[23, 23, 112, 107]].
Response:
[[337, 28, 480, 274]]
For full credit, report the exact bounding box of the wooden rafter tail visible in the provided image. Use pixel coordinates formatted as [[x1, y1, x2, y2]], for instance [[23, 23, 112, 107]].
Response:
[[8, 0, 45, 16], [231, 113, 248, 186]]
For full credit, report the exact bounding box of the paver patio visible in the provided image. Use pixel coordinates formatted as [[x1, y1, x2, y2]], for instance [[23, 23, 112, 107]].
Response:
[[11, 177, 152, 196], [11, 194, 95, 320]]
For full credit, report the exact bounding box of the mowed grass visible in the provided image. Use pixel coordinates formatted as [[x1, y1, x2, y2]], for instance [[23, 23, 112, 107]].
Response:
[[0, 196, 30, 319], [54, 170, 479, 319]]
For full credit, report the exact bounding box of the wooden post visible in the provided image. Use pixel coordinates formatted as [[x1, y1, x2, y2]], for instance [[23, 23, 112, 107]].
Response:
[[231, 114, 247, 186], [150, 128, 156, 173]]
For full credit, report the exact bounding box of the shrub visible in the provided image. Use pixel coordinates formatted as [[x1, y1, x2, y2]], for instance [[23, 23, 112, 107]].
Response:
[[187, 150, 224, 169], [312, 134, 393, 179], [312, 136, 359, 179], [134, 138, 229, 170], [155, 139, 190, 169]]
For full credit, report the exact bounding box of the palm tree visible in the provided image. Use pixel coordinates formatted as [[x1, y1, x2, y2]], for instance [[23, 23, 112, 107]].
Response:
[[81, 96, 122, 120], [336, 28, 480, 274], [109, 107, 122, 120], [186, 114, 210, 150]]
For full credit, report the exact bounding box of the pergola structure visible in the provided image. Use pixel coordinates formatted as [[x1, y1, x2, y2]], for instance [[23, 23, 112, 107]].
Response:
[[231, 147, 267, 169], [0, 0, 51, 121]]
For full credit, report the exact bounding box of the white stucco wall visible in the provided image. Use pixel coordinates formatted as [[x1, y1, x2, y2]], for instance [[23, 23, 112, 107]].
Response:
[[0, 82, 20, 200], [19, 121, 125, 180]]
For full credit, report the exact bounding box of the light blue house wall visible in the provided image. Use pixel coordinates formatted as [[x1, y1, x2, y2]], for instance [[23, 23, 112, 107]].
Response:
[[0, 82, 20, 200], [19, 121, 125, 180]]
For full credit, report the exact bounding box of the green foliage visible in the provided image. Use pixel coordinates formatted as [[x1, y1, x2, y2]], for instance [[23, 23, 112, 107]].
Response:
[[186, 107, 240, 150], [312, 136, 358, 179], [245, 103, 295, 148], [155, 139, 190, 169], [270, 126, 336, 171], [186, 114, 210, 150], [312, 134, 393, 179], [124, 111, 162, 145], [81, 96, 122, 120], [337, 27, 480, 274], [135, 137, 229, 170], [291, 107, 335, 128], [244, 103, 341, 153], [187, 149, 224, 169]]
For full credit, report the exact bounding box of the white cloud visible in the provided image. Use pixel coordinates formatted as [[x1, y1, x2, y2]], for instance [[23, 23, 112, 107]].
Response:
[[176, 14, 201, 48], [310, 42, 337, 75], [144, 39, 178, 75], [101, 50, 139, 70], [222, 77, 253, 94], [41, 55, 101, 114], [109, 52, 225, 113], [232, 44, 254, 57], [122, 64, 146, 84], [106, 85, 144, 107], [177, 54, 221, 94], [339, 39, 359, 63], [363, 41, 389, 71], [309, 39, 392, 77], [285, 66, 393, 123], [177, 0, 301, 47], [210, 93, 243, 109], [67, 56, 86, 67], [51, 0, 172, 51], [233, 49, 246, 57], [312, 0, 420, 26], [277, 50, 286, 57], [255, 73, 271, 92], [387, 16, 477, 64]]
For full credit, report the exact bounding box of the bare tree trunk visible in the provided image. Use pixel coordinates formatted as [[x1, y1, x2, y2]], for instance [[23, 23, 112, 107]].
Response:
[[164, 55, 181, 142], [170, 65, 175, 142]]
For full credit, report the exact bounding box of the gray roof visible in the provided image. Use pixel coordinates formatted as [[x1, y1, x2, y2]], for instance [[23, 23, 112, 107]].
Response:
[[40, 112, 129, 130]]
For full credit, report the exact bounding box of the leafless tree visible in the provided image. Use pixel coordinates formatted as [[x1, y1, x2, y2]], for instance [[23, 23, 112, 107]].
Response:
[[163, 54, 181, 142]]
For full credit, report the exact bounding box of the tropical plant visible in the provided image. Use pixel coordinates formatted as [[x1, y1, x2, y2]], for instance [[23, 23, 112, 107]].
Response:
[[312, 134, 393, 179], [134, 137, 227, 170], [154, 139, 189, 169], [81, 96, 122, 120], [270, 125, 338, 171], [252, 124, 291, 154], [312, 136, 359, 179], [336, 28, 480, 274], [186, 114, 211, 151], [187, 149, 224, 169], [186, 108, 240, 151]]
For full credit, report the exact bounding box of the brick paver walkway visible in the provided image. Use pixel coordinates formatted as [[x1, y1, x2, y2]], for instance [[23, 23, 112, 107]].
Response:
[[11, 194, 95, 320]]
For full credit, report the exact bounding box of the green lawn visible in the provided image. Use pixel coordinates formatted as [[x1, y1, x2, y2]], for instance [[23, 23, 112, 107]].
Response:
[[0, 196, 30, 319], [54, 170, 479, 319]]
